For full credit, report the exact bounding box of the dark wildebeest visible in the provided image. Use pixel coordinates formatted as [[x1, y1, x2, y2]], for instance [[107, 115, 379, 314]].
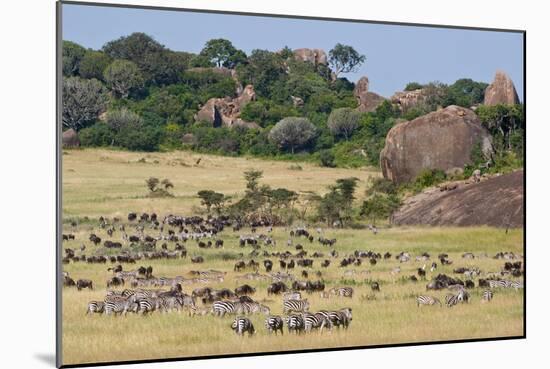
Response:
[[235, 284, 256, 295], [234, 261, 246, 272], [191, 256, 204, 263], [76, 279, 93, 291], [106, 276, 124, 288], [264, 259, 273, 272]]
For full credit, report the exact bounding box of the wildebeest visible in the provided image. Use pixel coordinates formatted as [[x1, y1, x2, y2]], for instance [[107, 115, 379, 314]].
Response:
[[267, 281, 288, 295], [191, 256, 204, 263], [263, 259, 273, 272], [107, 276, 125, 288], [76, 279, 93, 291], [235, 284, 256, 296]]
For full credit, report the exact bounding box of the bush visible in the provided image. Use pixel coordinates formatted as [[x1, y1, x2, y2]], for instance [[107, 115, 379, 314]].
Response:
[[79, 122, 115, 147], [268, 117, 317, 154], [327, 107, 362, 140], [412, 169, 447, 191], [117, 124, 164, 151], [366, 178, 397, 195], [319, 149, 336, 167]]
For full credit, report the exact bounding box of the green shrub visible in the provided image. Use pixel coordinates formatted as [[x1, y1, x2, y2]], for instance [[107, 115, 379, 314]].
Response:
[[79, 122, 114, 147], [319, 149, 336, 167]]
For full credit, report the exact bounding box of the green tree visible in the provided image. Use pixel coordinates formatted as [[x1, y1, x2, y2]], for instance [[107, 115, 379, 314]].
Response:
[[404, 82, 424, 91], [317, 177, 358, 227], [444, 78, 488, 107], [268, 117, 317, 153], [476, 104, 524, 151], [237, 49, 285, 97], [62, 41, 86, 76], [200, 39, 247, 68], [102, 32, 165, 63], [328, 43, 366, 78], [103, 60, 144, 98], [105, 108, 143, 135], [360, 193, 401, 226], [327, 107, 362, 140], [78, 51, 111, 81], [197, 190, 227, 213], [62, 77, 108, 131]]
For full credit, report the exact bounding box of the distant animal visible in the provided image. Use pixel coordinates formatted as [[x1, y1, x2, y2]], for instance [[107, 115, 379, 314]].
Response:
[[76, 279, 93, 291], [283, 299, 310, 314], [86, 301, 105, 315], [265, 316, 284, 335], [329, 287, 354, 298], [231, 317, 255, 336], [416, 295, 442, 307], [286, 314, 305, 334], [482, 290, 494, 302]]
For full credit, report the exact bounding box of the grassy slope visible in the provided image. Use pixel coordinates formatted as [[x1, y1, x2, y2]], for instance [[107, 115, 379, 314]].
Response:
[[61, 149, 523, 365]]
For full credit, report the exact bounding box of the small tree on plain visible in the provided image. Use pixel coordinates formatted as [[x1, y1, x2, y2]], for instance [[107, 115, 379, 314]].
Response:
[[328, 43, 366, 78], [268, 117, 317, 154]]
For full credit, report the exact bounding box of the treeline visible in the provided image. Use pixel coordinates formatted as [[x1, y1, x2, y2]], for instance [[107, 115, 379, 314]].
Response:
[[62, 32, 524, 169]]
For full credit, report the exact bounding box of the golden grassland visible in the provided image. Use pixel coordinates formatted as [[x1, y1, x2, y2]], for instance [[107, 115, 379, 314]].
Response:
[[61, 149, 524, 366]]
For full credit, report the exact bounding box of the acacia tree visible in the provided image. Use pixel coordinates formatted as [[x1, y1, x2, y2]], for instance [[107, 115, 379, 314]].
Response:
[[79, 51, 111, 81], [200, 38, 246, 68], [327, 108, 362, 140], [103, 60, 144, 98], [105, 108, 143, 133], [197, 190, 227, 213], [268, 117, 317, 154], [62, 77, 108, 131], [328, 43, 366, 78]]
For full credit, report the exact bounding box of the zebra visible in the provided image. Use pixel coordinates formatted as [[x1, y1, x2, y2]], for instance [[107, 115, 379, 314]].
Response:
[[303, 312, 332, 333], [445, 289, 469, 308], [482, 290, 494, 302], [283, 291, 302, 301], [212, 301, 243, 317], [160, 295, 184, 312], [231, 317, 255, 336], [416, 295, 442, 307], [137, 297, 165, 315], [430, 262, 437, 272], [328, 287, 354, 298], [86, 301, 105, 315], [265, 315, 284, 335], [104, 298, 139, 316], [286, 314, 305, 334], [283, 299, 310, 314], [318, 308, 352, 329], [238, 302, 271, 315]]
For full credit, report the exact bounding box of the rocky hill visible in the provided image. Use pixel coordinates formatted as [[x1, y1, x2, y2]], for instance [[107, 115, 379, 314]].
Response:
[[391, 170, 524, 228]]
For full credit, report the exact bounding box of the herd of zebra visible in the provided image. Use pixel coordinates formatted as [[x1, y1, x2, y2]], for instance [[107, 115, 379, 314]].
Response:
[[63, 211, 524, 340]]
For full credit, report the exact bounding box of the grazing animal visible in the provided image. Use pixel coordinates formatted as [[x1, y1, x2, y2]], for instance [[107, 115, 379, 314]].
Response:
[[76, 279, 93, 291], [329, 287, 354, 298], [286, 314, 305, 334], [283, 291, 302, 301], [416, 295, 442, 307], [303, 312, 332, 333], [263, 259, 273, 272], [231, 317, 255, 336], [371, 282, 380, 292], [86, 301, 105, 315], [265, 316, 284, 335], [283, 299, 310, 314], [318, 308, 352, 329], [482, 290, 494, 302], [235, 284, 256, 296]]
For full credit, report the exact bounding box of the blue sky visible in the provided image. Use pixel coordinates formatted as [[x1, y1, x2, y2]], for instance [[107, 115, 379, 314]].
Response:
[[62, 3, 524, 99]]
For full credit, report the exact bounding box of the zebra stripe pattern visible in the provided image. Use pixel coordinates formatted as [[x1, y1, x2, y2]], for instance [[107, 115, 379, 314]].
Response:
[[286, 314, 305, 334], [86, 301, 105, 315], [318, 308, 352, 329], [283, 299, 310, 314], [482, 290, 494, 302], [264, 316, 284, 335], [231, 317, 255, 336], [488, 280, 523, 290], [416, 295, 441, 307], [329, 287, 354, 298], [303, 312, 332, 332]]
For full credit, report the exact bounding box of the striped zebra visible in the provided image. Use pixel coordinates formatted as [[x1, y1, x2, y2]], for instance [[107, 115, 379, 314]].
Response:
[[482, 290, 494, 302], [283, 291, 302, 301], [231, 317, 255, 336], [416, 295, 442, 307], [286, 314, 305, 334], [445, 289, 469, 308], [134, 289, 163, 300], [240, 302, 270, 315], [318, 308, 352, 329], [265, 315, 284, 335], [303, 312, 332, 333], [104, 298, 139, 316], [137, 297, 165, 315], [488, 280, 524, 289], [86, 301, 105, 315], [160, 295, 184, 312], [283, 299, 310, 314], [328, 287, 354, 298], [212, 301, 243, 317]]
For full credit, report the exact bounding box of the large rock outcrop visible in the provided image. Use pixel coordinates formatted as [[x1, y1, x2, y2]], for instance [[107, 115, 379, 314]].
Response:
[[62, 129, 80, 148], [195, 85, 259, 129], [484, 70, 520, 106], [392, 170, 524, 228], [380, 105, 492, 184], [293, 48, 327, 65], [354, 76, 386, 112]]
